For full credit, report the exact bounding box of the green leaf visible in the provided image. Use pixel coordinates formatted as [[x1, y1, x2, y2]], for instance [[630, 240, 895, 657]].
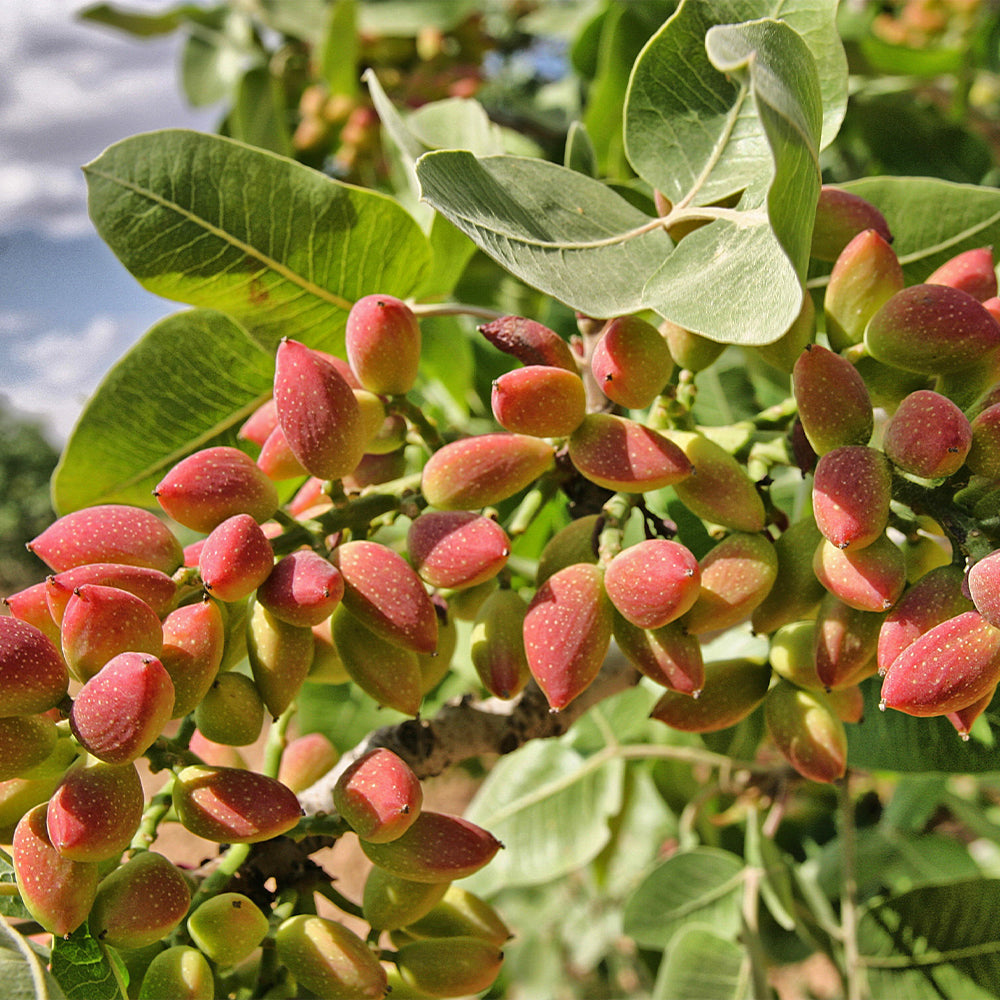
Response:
[[642, 209, 803, 344], [847, 678, 1000, 774], [77, 2, 201, 37], [652, 925, 747, 1000], [50, 927, 124, 1000], [564, 121, 598, 177], [0, 851, 30, 922], [839, 176, 1000, 284], [624, 0, 843, 205], [858, 880, 1000, 1000], [84, 129, 431, 352], [623, 847, 745, 949], [461, 741, 626, 897], [52, 310, 272, 514], [408, 100, 507, 158], [319, 0, 359, 95], [416, 150, 673, 318], [582, 1, 675, 179], [225, 66, 294, 157], [358, 0, 480, 35], [180, 10, 258, 108], [0, 912, 66, 1000], [860, 32, 966, 77]]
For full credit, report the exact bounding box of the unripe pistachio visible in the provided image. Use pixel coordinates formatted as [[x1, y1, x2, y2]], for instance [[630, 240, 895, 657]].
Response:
[[154, 446, 279, 533], [491, 365, 587, 437], [535, 514, 600, 586], [812, 446, 892, 550], [523, 562, 613, 710], [0, 616, 68, 716], [138, 946, 213, 1000], [172, 765, 302, 843], [70, 652, 175, 765], [751, 516, 826, 635], [659, 318, 725, 371], [663, 430, 766, 532], [792, 344, 873, 455], [199, 513, 274, 603], [568, 414, 693, 493], [395, 935, 504, 998], [755, 288, 816, 372], [478, 315, 577, 372], [256, 422, 309, 480], [865, 284, 1000, 375], [27, 504, 183, 574], [194, 672, 265, 745], [882, 389, 972, 479], [331, 604, 423, 715], [421, 433, 555, 510], [273, 338, 367, 480], [650, 658, 771, 732], [590, 315, 673, 408], [0, 714, 58, 781], [612, 614, 704, 695], [46, 758, 144, 862], [770, 620, 823, 690], [12, 803, 99, 937], [813, 534, 906, 613], [680, 532, 779, 635], [187, 892, 269, 966], [926, 246, 998, 302], [346, 294, 421, 395], [89, 850, 191, 949], [404, 884, 511, 946], [361, 810, 502, 882], [967, 403, 1000, 480], [408, 511, 510, 591], [881, 611, 1000, 717], [276, 915, 388, 1000], [470, 588, 531, 699], [824, 229, 904, 350], [765, 680, 848, 783], [362, 867, 449, 931], [810, 186, 892, 261], [247, 601, 314, 717], [60, 583, 163, 681]]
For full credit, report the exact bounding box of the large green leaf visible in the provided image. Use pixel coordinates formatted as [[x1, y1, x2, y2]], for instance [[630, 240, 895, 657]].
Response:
[[859, 880, 1000, 1000], [622, 847, 745, 949], [52, 310, 272, 513], [838, 176, 1000, 284], [0, 913, 66, 1000], [50, 929, 124, 1000], [417, 13, 824, 343], [461, 740, 625, 897], [417, 150, 673, 318], [84, 130, 431, 353], [847, 679, 1000, 774], [652, 925, 747, 1000], [624, 0, 843, 206]]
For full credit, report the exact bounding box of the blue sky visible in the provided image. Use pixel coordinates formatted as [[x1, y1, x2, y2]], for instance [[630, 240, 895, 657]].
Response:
[[0, 0, 219, 443]]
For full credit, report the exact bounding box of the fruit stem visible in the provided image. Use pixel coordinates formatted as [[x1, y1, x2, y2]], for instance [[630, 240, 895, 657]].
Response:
[[409, 301, 504, 321], [262, 705, 296, 779], [313, 880, 365, 920], [131, 778, 175, 852], [506, 474, 560, 537], [838, 773, 867, 1000], [392, 396, 444, 452]]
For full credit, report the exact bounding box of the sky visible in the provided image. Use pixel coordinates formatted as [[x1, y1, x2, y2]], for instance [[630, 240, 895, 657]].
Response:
[[0, 0, 220, 444]]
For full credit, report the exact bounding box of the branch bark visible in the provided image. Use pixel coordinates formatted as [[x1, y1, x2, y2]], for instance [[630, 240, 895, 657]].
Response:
[[296, 647, 640, 816]]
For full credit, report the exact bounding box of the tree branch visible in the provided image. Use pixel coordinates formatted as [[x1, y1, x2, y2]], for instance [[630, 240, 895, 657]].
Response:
[[296, 648, 641, 816]]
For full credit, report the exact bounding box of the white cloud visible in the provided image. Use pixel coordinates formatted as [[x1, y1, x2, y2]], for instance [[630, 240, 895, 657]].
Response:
[[3, 313, 134, 442], [0, 0, 218, 238]]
